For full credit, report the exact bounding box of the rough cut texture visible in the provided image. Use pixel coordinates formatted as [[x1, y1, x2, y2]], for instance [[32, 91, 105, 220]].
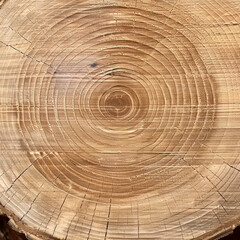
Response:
[[0, 0, 240, 239]]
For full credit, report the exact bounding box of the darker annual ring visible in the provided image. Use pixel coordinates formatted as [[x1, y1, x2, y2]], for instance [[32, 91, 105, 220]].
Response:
[[100, 85, 137, 119]]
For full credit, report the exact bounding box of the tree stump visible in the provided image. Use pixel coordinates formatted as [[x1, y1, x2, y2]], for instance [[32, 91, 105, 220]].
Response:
[[0, 0, 240, 239]]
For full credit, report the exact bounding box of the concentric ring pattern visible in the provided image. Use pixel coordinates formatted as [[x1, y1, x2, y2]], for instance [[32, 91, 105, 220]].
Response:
[[0, 0, 240, 239], [17, 5, 215, 200]]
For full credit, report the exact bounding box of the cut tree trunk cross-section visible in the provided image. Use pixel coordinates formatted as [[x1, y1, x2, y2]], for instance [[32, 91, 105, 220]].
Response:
[[0, 0, 240, 239]]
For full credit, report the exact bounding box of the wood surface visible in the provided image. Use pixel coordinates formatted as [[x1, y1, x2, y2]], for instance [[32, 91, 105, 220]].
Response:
[[0, 0, 240, 239]]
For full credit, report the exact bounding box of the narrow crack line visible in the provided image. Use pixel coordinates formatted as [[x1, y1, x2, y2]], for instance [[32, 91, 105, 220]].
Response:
[[6, 152, 52, 193], [52, 223, 58, 236], [181, 158, 226, 202], [224, 162, 240, 173], [73, 187, 89, 232], [201, 143, 227, 162], [213, 209, 222, 224], [201, 144, 240, 179], [205, 176, 227, 202], [9, 26, 32, 43], [203, 165, 221, 181], [44, 208, 57, 233], [217, 190, 227, 202], [0, 40, 7, 46], [201, 143, 240, 176], [0, 41, 56, 72], [52, 173, 62, 185], [168, 0, 179, 18], [59, 193, 69, 211], [19, 187, 42, 221], [64, 191, 89, 239], [221, 203, 228, 214], [179, 221, 184, 240], [65, 212, 78, 240], [180, 158, 205, 178], [104, 198, 112, 240], [52, 193, 69, 236], [3, 191, 16, 208], [87, 201, 98, 240]]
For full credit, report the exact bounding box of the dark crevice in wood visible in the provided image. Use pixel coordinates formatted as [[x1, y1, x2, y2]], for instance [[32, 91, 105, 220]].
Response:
[[0, 215, 27, 240], [219, 226, 240, 240]]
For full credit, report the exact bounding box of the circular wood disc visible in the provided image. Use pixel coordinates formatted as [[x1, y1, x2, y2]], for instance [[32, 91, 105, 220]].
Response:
[[0, 0, 240, 239]]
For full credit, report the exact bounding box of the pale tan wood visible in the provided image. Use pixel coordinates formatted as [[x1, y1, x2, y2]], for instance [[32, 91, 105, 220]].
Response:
[[0, 0, 240, 239]]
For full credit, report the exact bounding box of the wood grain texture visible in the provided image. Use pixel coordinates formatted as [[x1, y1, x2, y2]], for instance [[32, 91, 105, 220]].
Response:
[[0, 0, 240, 239]]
